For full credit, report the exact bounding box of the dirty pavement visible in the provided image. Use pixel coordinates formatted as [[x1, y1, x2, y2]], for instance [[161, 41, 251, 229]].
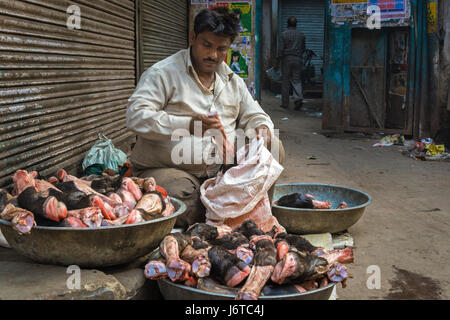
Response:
[[263, 90, 450, 300]]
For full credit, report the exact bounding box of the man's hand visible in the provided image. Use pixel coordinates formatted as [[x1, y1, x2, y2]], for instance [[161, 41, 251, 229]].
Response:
[[189, 113, 223, 136], [256, 125, 272, 150]]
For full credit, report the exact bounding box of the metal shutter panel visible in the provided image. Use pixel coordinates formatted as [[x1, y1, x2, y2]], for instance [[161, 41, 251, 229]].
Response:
[[0, 0, 136, 187], [280, 0, 326, 83], [141, 0, 188, 72]]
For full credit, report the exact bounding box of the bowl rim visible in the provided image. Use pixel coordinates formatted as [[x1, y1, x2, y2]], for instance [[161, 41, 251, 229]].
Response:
[[272, 183, 372, 212], [0, 197, 186, 231], [158, 277, 336, 300]]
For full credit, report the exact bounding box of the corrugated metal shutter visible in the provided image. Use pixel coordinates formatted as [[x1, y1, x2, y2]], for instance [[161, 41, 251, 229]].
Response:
[[0, 0, 137, 187], [280, 0, 325, 82], [141, 0, 188, 73]]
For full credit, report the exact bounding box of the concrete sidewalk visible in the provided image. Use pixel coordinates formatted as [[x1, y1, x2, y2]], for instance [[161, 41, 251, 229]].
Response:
[[0, 244, 161, 300], [261, 90, 450, 299]]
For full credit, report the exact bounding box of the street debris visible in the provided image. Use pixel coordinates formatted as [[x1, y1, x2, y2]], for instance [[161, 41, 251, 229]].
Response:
[[405, 138, 449, 161], [372, 134, 405, 147], [372, 135, 450, 161]]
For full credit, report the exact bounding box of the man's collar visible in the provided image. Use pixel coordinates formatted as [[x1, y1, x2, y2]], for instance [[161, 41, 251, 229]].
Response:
[[186, 47, 234, 82]]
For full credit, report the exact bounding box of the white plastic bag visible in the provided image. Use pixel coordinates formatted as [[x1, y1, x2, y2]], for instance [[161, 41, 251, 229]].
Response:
[[200, 138, 285, 233], [82, 133, 128, 173]]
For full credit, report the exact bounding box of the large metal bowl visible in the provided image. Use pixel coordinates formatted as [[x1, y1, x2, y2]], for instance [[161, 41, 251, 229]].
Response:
[[0, 198, 186, 268], [272, 183, 371, 234], [157, 278, 336, 300]]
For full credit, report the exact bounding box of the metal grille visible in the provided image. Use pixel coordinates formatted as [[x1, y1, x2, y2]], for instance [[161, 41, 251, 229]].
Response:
[[0, 0, 137, 187], [280, 0, 326, 82], [141, 0, 188, 72]]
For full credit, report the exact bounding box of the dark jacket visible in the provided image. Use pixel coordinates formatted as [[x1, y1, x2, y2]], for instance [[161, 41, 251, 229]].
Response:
[[278, 27, 306, 58]]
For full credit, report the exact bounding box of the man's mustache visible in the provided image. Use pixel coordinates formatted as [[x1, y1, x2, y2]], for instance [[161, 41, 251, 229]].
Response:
[[204, 58, 218, 63]]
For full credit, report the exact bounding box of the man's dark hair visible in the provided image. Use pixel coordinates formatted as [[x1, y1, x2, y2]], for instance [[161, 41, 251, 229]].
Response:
[[287, 16, 297, 28], [194, 8, 240, 42]]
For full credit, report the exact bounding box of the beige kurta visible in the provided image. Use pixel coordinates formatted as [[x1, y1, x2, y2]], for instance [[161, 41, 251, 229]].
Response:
[[127, 48, 274, 178]]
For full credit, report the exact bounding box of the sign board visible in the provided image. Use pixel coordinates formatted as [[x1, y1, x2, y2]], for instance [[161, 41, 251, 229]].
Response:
[[368, 0, 408, 21]]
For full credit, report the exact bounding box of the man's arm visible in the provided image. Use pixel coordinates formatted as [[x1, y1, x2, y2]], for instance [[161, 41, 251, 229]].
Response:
[[236, 78, 274, 146], [126, 68, 192, 140]]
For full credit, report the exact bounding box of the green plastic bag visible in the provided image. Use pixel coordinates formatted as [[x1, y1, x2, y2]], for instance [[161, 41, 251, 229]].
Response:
[[82, 133, 128, 174]]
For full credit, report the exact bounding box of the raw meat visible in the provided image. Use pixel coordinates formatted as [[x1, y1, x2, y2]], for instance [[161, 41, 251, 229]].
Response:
[[234, 246, 254, 264], [125, 209, 145, 225], [121, 178, 143, 201], [327, 262, 349, 287], [275, 233, 317, 253], [17, 187, 67, 222], [145, 259, 168, 280], [90, 175, 122, 195], [208, 246, 251, 287], [271, 251, 328, 285], [59, 217, 88, 228], [135, 192, 165, 220], [116, 189, 136, 211], [159, 233, 192, 282], [233, 219, 265, 239], [67, 207, 103, 228], [337, 201, 349, 209], [236, 237, 277, 300], [101, 213, 130, 226], [208, 111, 236, 166], [48, 188, 91, 210], [209, 232, 248, 250], [160, 199, 175, 217], [312, 247, 354, 265], [56, 171, 121, 209], [185, 223, 219, 241], [12, 170, 36, 196], [0, 203, 36, 235], [131, 177, 156, 193], [108, 193, 122, 204], [276, 193, 314, 209], [276, 193, 332, 210]]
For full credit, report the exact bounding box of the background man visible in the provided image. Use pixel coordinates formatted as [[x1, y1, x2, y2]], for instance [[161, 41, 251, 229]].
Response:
[[127, 8, 284, 228], [277, 16, 306, 110]]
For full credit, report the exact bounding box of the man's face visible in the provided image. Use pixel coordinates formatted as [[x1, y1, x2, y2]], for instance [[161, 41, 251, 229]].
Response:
[[190, 31, 232, 75]]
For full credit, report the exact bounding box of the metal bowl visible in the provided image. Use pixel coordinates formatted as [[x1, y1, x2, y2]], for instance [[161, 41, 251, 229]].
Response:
[[272, 183, 371, 234], [0, 198, 186, 268], [157, 278, 336, 300]]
